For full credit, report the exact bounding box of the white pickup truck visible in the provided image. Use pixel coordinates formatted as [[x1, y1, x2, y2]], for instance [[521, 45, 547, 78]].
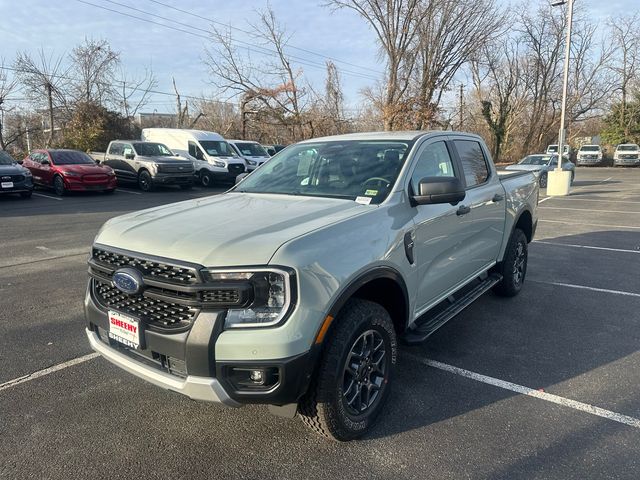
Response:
[[85, 131, 538, 440]]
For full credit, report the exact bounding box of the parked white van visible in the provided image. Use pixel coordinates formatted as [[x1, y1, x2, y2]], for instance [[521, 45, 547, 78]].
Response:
[[226, 140, 271, 171], [141, 129, 246, 186]]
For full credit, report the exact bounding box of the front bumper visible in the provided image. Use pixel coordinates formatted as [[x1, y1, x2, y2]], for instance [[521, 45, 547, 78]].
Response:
[[0, 178, 33, 194], [85, 287, 315, 406], [614, 158, 640, 166], [576, 157, 601, 165], [87, 328, 240, 405], [150, 173, 194, 184]]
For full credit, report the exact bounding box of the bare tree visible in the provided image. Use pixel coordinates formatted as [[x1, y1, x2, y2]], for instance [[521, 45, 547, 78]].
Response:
[[412, 0, 505, 129], [114, 67, 157, 119], [327, 0, 425, 130], [205, 7, 312, 141], [607, 13, 640, 138], [14, 49, 69, 147], [0, 58, 19, 150], [67, 38, 120, 106]]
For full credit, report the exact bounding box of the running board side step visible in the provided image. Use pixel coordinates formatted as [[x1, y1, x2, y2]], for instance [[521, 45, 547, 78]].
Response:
[[402, 273, 503, 345]]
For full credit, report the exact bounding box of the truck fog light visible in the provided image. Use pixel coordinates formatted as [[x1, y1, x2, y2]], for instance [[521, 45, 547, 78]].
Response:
[[250, 369, 265, 384]]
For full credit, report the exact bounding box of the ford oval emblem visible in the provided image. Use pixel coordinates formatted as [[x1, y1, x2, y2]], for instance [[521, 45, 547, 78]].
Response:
[[112, 268, 144, 295]]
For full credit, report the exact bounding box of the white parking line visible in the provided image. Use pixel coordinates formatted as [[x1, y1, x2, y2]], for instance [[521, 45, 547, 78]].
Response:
[[116, 188, 142, 195], [0, 353, 98, 393], [540, 206, 639, 214], [32, 192, 62, 201], [539, 219, 640, 229], [407, 354, 640, 429], [534, 240, 640, 254], [529, 279, 640, 298], [545, 197, 640, 205]]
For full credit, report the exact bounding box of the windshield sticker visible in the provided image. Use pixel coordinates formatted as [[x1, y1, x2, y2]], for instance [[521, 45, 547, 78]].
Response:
[[355, 196, 372, 205], [364, 189, 378, 196]]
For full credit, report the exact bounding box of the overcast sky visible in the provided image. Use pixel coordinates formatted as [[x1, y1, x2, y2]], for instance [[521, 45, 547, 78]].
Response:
[[0, 0, 636, 114]]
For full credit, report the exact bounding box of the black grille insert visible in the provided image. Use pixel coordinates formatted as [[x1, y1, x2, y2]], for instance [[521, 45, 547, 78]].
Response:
[[93, 279, 197, 329], [92, 248, 199, 285]]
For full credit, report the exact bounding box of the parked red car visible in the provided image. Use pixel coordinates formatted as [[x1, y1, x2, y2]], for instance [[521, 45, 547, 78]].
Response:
[[23, 149, 117, 196]]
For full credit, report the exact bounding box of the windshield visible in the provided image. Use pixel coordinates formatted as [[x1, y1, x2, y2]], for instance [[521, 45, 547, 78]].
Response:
[[233, 140, 414, 204], [133, 142, 173, 156], [234, 142, 268, 157], [50, 151, 95, 165], [0, 150, 17, 165], [617, 144, 639, 151], [520, 155, 554, 165], [199, 140, 238, 157], [580, 145, 600, 152]]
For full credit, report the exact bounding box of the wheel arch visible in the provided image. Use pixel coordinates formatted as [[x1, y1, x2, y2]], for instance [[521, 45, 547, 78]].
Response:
[[514, 208, 533, 243], [324, 267, 409, 338]]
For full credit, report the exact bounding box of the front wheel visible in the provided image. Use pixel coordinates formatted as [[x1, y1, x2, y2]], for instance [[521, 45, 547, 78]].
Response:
[[493, 228, 528, 297], [53, 175, 66, 196], [539, 172, 548, 188], [138, 170, 154, 192], [199, 170, 213, 187], [298, 299, 397, 441], [20, 190, 32, 199]]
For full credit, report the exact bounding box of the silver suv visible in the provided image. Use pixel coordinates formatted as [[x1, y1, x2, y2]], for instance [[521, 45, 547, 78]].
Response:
[[104, 140, 195, 191]]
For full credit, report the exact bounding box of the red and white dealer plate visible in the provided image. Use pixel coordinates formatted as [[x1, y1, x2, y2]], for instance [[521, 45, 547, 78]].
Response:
[[108, 310, 140, 349]]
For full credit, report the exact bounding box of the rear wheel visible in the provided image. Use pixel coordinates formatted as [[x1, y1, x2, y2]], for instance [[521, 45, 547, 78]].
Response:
[[138, 170, 154, 192], [53, 175, 66, 196], [298, 299, 396, 441], [200, 170, 213, 187], [493, 228, 528, 297]]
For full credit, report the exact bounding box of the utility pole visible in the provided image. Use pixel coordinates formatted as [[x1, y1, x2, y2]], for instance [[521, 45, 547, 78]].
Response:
[[547, 0, 574, 196], [459, 84, 464, 129], [45, 81, 54, 148]]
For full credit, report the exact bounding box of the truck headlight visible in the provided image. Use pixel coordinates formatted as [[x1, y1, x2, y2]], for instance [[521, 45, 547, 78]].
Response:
[[247, 160, 257, 166], [203, 268, 293, 328], [212, 160, 226, 168]]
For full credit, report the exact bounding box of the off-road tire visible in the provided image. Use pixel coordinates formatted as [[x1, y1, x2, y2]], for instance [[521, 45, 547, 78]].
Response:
[[493, 228, 528, 297], [298, 299, 397, 441]]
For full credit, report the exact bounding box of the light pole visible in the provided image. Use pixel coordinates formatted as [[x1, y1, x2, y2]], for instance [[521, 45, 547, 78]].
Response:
[[547, 0, 574, 196]]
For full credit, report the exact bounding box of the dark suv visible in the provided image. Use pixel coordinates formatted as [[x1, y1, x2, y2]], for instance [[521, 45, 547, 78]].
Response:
[[0, 150, 33, 199], [104, 141, 195, 191]]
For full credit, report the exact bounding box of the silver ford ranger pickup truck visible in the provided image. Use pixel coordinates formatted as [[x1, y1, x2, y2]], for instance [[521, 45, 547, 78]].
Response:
[[85, 131, 538, 440]]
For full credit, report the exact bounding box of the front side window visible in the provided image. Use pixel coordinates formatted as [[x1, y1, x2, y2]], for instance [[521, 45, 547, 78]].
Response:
[[234, 140, 414, 204], [199, 140, 238, 158], [188, 141, 204, 160], [50, 151, 95, 165], [455, 140, 489, 187], [133, 142, 173, 156], [410, 141, 455, 193]]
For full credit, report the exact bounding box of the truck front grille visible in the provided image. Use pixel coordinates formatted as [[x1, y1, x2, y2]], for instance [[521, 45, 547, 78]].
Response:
[[93, 279, 198, 329], [157, 164, 194, 173], [92, 248, 199, 285], [228, 163, 245, 175]]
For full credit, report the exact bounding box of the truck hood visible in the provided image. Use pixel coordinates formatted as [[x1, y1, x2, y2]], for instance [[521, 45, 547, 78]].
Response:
[[95, 193, 369, 267], [0, 164, 27, 176]]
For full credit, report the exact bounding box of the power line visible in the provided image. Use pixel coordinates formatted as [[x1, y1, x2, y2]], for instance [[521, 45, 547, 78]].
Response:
[[144, 0, 384, 77], [74, 0, 380, 82]]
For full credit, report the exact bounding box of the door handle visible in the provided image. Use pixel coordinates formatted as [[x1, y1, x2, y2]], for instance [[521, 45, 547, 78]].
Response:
[[456, 205, 471, 216], [492, 193, 504, 202]]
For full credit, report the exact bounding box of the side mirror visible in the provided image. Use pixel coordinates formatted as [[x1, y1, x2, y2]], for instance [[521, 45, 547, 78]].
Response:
[[125, 152, 135, 160], [17, 160, 23, 165], [42, 159, 50, 166], [411, 177, 465, 206]]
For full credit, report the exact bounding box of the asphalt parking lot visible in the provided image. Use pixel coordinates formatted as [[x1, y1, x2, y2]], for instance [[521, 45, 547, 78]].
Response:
[[1, 169, 640, 479]]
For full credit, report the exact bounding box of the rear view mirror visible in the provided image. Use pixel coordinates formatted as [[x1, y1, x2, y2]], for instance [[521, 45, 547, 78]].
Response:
[[411, 177, 465, 206]]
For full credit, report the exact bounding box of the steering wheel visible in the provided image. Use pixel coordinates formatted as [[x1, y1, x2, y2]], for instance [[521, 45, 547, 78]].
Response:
[[362, 177, 391, 189]]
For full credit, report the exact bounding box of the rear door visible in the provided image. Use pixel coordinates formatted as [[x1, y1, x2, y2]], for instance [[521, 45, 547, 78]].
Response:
[[450, 138, 505, 272]]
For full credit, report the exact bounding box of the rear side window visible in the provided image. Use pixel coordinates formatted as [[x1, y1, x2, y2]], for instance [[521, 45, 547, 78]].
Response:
[[109, 143, 124, 155], [454, 140, 489, 187]]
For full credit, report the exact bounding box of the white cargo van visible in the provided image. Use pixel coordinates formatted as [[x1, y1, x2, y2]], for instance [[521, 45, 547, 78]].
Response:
[[141, 129, 246, 186], [226, 139, 271, 171]]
